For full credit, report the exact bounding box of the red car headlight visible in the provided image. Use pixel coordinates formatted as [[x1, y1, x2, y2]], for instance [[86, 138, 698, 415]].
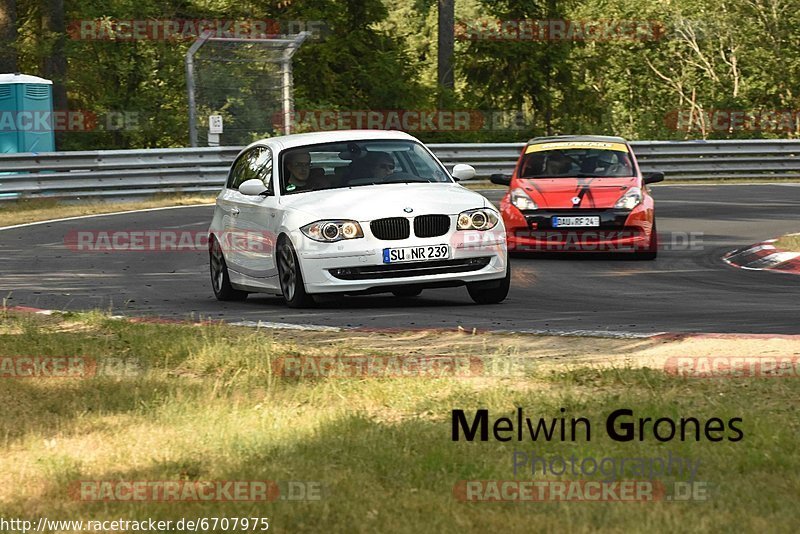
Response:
[[614, 187, 643, 210], [510, 187, 537, 211]]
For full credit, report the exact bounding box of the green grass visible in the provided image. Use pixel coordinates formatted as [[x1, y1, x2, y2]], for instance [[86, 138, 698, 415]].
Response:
[[0, 311, 798, 533]]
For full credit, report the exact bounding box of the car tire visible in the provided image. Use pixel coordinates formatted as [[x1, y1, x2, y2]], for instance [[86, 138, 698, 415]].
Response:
[[391, 288, 423, 298], [467, 261, 511, 304], [277, 236, 316, 308], [634, 220, 658, 260], [210, 236, 248, 301]]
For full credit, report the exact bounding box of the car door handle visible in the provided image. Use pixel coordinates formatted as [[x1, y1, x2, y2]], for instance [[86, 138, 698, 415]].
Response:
[[230, 207, 240, 216]]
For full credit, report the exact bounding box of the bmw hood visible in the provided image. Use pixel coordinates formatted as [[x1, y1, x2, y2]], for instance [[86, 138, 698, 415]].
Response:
[[279, 183, 490, 221]]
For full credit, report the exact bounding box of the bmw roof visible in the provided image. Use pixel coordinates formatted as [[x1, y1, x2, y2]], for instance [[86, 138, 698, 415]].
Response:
[[249, 129, 419, 152]]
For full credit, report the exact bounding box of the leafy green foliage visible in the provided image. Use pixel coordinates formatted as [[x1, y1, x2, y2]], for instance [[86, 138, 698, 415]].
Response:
[[5, 0, 800, 148]]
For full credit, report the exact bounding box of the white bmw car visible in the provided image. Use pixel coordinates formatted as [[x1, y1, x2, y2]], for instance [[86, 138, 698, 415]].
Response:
[[208, 130, 509, 307]]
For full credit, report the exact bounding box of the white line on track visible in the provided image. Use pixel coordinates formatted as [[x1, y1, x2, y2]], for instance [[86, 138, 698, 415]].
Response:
[[652, 182, 800, 187], [2, 305, 675, 338], [276, 312, 412, 319], [0, 203, 215, 232], [591, 269, 719, 275], [229, 320, 342, 331], [655, 200, 800, 206], [492, 329, 664, 339]]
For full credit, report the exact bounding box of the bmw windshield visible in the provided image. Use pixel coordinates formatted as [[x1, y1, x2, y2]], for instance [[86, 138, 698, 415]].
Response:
[[280, 140, 452, 194]]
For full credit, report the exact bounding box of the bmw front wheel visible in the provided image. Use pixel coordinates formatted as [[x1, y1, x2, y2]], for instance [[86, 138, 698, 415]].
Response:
[[277, 236, 316, 308], [466, 261, 511, 304]]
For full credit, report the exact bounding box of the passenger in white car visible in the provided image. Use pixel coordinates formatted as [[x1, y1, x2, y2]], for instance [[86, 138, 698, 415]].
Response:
[[349, 151, 395, 182]]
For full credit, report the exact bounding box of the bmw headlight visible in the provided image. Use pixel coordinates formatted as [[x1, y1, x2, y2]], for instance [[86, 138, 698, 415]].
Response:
[[614, 187, 643, 210], [301, 220, 364, 242], [510, 187, 538, 211], [457, 208, 499, 231]]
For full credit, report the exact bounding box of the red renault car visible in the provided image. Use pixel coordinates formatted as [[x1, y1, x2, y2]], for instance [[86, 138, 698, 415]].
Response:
[[491, 135, 663, 259]]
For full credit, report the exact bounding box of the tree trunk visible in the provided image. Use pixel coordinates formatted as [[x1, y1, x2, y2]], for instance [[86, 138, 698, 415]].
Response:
[[544, 0, 557, 136], [41, 0, 67, 110], [0, 0, 17, 73], [437, 0, 454, 93]]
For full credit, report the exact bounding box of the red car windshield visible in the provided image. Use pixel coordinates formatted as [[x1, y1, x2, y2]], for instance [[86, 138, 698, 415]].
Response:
[[519, 147, 635, 178]]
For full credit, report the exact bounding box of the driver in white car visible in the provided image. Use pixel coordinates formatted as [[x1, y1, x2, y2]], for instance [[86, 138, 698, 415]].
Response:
[[285, 150, 312, 192]]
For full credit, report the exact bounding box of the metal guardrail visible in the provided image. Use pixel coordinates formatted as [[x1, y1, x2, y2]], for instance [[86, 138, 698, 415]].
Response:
[[2, 139, 800, 200], [0, 147, 241, 199]]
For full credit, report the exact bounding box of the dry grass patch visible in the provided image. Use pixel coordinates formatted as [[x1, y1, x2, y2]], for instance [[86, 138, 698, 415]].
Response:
[[774, 233, 800, 252]]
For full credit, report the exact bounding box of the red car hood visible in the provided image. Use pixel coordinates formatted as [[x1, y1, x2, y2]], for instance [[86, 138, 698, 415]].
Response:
[[518, 177, 638, 209]]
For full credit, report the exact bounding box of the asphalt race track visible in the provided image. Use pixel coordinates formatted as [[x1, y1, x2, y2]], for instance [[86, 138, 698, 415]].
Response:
[[1, 184, 798, 335]]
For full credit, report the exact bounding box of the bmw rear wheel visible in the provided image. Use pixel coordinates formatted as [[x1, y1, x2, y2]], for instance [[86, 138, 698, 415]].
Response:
[[210, 237, 248, 301]]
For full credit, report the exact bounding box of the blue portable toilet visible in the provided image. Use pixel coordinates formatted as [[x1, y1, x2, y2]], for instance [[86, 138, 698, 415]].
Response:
[[0, 73, 56, 153]]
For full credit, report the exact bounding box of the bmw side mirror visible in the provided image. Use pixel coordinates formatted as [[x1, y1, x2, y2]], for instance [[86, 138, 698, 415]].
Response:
[[238, 178, 268, 196], [643, 171, 665, 185], [452, 164, 476, 181], [490, 173, 511, 186]]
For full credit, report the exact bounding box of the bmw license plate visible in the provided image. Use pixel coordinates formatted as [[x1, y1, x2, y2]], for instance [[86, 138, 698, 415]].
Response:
[[383, 245, 450, 263], [552, 216, 600, 228]]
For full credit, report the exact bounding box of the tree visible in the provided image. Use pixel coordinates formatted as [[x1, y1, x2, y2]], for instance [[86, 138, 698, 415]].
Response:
[[41, 0, 67, 149], [0, 0, 17, 72], [459, 0, 590, 137], [285, 0, 425, 111]]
